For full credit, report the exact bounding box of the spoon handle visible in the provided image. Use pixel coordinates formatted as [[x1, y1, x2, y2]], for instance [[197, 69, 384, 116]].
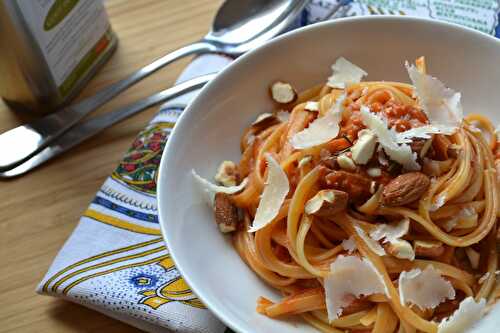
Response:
[[0, 41, 216, 172], [0, 73, 215, 179]]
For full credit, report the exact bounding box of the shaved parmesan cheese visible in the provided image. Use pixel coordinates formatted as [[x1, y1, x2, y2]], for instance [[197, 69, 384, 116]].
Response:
[[276, 110, 290, 123], [370, 218, 409, 244], [327, 57, 367, 89], [304, 101, 320, 112], [370, 219, 413, 260], [341, 236, 356, 253], [324, 255, 387, 321], [298, 156, 312, 169], [438, 297, 486, 333], [290, 95, 344, 149], [387, 239, 415, 261], [367, 167, 381, 178], [406, 63, 463, 128], [396, 125, 456, 144], [360, 106, 420, 170], [248, 155, 289, 232], [465, 247, 480, 269], [431, 194, 446, 211], [354, 224, 385, 256], [478, 272, 490, 285], [252, 112, 274, 125], [442, 207, 478, 231], [192, 169, 247, 204], [398, 266, 455, 310]]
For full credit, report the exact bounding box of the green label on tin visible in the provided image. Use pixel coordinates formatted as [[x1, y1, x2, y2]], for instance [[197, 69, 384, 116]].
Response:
[[44, 0, 80, 31], [58, 29, 113, 97]]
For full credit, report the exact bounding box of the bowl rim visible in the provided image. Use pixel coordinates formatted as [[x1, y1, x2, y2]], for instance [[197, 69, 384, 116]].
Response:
[[157, 15, 500, 333]]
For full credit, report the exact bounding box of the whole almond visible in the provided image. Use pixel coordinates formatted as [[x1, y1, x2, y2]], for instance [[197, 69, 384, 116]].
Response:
[[382, 172, 430, 206]]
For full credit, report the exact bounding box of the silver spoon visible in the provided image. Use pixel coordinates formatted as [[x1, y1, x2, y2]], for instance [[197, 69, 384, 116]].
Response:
[[0, 0, 307, 172]]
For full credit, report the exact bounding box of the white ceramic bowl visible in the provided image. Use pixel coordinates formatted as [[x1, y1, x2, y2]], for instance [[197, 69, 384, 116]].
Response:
[[158, 16, 500, 333]]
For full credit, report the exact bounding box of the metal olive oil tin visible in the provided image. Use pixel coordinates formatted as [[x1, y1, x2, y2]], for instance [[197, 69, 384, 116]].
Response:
[[0, 0, 118, 113]]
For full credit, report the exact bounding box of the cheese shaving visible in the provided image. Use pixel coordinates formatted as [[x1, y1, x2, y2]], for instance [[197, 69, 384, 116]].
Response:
[[304, 101, 320, 112], [192, 169, 247, 204], [478, 272, 490, 285], [398, 266, 455, 310], [370, 218, 409, 244], [396, 125, 456, 144], [354, 224, 385, 256], [327, 57, 367, 89], [406, 63, 463, 128], [290, 95, 344, 149], [341, 236, 356, 253], [252, 112, 274, 125], [324, 255, 387, 321], [360, 106, 420, 170], [276, 110, 290, 123], [298, 156, 312, 169], [438, 297, 486, 333], [248, 155, 289, 232]]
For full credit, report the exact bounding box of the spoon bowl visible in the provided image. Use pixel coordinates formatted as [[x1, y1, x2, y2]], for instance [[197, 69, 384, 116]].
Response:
[[206, 0, 306, 54]]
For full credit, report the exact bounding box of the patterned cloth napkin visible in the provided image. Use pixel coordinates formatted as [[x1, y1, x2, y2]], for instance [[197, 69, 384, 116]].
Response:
[[38, 1, 500, 332]]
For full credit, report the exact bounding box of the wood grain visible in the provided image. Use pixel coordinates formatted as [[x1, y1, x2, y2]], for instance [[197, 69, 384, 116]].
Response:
[[0, 1, 222, 332]]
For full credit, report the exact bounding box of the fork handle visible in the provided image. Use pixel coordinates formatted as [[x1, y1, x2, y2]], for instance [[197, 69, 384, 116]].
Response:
[[0, 73, 216, 178], [0, 41, 215, 172]]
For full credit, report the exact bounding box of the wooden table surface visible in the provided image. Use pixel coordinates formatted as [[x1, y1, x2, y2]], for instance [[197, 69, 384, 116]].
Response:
[[0, 1, 222, 331]]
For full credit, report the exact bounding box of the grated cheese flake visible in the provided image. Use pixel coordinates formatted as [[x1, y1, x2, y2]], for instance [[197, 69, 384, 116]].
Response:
[[252, 112, 274, 125], [478, 272, 490, 285], [327, 57, 367, 89], [276, 110, 290, 123], [341, 236, 356, 253], [399, 266, 455, 310], [248, 155, 289, 232], [290, 95, 345, 149], [354, 224, 385, 256], [304, 101, 320, 112], [406, 63, 463, 128], [324, 255, 387, 321], [192, 169, 247, 204], [396, 125, 456, 144], [360, 106, 420, 170], [438, 297, 486, 333], [370, 218, 409, 244]]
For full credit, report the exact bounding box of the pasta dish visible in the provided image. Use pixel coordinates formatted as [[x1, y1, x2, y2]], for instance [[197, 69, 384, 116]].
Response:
[[193, 57, 500, 333]]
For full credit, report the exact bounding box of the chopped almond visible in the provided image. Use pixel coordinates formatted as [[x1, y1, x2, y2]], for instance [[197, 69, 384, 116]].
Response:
[[337, 153, 356, 171], [214, 161, 239, 186], [304, 189, 348, 217], [214, 193, 239, 233], [270, 81, 297, 104], [384, 239, 415, 260], [414, 240, 445, 258], [351, 129, 377, 165]]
